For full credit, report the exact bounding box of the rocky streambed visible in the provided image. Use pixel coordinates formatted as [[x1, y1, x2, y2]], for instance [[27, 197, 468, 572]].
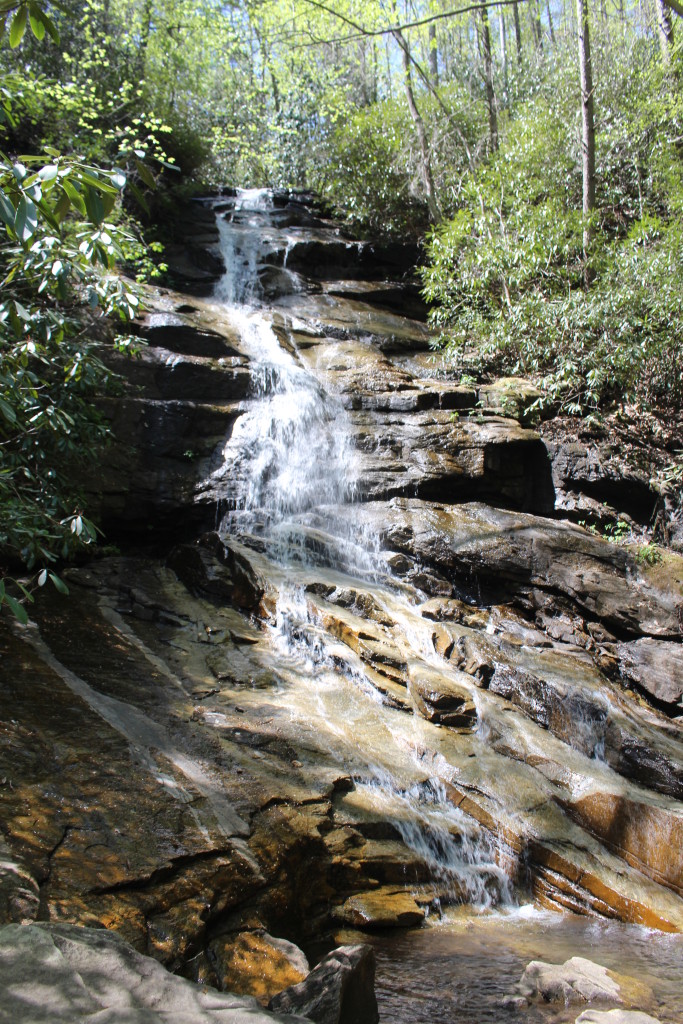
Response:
[[1, 188, 682, 1022]]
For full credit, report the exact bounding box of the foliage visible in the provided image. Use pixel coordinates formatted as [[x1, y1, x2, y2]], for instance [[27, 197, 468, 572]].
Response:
[[320, 98, 429, 236], [421, 32, 683, 415], [0, 0, 159, 621]]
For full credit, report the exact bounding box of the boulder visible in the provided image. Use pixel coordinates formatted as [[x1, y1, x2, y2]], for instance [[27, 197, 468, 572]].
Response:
[[268, 944, 379, 1024], [0, 922, 310, 1023], [208, 930, 309, 1003], [334, 887, 424, 928], [512, 956, 653, 1007], [576, 1012, 662, 1024]]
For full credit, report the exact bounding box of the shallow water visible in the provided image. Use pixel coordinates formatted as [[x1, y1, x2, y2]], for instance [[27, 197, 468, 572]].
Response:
[[358, 911, 683, 1024]]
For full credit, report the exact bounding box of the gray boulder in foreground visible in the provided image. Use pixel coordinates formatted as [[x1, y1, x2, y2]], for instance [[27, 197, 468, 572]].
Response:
[[268, 945, 378, 1024], [508, 955, 653, 1008], [0, 923, 310, 1024], [576, 1012, 662, 1024]]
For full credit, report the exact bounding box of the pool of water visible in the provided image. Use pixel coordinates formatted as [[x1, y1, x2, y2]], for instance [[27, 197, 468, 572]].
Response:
[[340, 908, 683, 1024]]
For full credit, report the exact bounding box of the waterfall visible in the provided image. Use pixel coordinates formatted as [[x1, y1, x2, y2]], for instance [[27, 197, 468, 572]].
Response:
[[209, 191, 358, 551], [208, 188, 514, 912]]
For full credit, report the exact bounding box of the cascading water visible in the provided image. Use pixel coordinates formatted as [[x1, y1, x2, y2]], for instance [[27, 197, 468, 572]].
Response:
[[209, 191, 361, 558], [207, 187, 514, 911]]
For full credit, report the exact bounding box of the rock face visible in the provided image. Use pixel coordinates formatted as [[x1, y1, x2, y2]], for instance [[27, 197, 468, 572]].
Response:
[[0, 922, 310, 1024], [540, 416, 681, 550], [268, 945, 379, 1024], [2, 188, 683, 1012]]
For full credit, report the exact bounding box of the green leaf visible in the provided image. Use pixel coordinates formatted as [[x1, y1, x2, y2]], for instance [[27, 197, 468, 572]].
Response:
[[0, 187, 15, 227], [41, 9, 59, 42], [49, 572, 69, 595], [135, 158, 156, 190], [54, 190, 71, 221], [62, 179, 86, 215], [14, 196, 38, 243], [36, 195, 60, 232], [9, 4, 27, 47], [39, 164, 59, 182], [0, 396, 17, 423], [79, 170, 116, 194], [100, 190, 117, 219], [127, 181, 149, 215], [28, 3, 45, 39], [3, 593, 28, 624], [111, 171, 126, 190], [84, 186, 104, 226]]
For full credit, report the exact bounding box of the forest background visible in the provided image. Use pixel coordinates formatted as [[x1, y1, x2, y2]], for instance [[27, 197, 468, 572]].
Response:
[[0, 0, 682, 615]]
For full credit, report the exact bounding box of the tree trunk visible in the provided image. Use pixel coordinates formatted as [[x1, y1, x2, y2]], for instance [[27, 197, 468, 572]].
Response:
[[655, 0, 674, 66], [530, 0, 543, 49], [547, 0, 556, 42], [479, 6, 499, 152], [392, 29, 440, 222], [499, 8, 509, 101], [576, 0, 596, 281], [513, 1, 523, 63], [428, 22, 439, 83]]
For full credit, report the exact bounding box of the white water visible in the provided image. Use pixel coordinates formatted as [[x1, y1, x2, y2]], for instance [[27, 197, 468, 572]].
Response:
[[208, 188, 514, 909], [210, 194, 359, 546]]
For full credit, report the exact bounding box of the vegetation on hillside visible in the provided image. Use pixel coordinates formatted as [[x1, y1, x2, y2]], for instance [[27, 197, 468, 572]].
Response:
[[1, 0, 682, 616]]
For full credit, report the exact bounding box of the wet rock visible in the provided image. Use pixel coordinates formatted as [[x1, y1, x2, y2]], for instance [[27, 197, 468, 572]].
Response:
[[0, 837, 39, 925], [0, 922, 307, 1023], [269, 945, 378, 1024], [512, 956, 653, 1007], [167, 539, 236, 604], [617, 637, 683, 710], [135, 315, 242, 358], [259, 265, 318, 299], [334, 888, 424, 928], [351, 499, 682, 639], [351, 414, 555, 513], [420, 597, 489, 629], [163, 243, 225, 296], [439, 623, 683, 798], [208, 930, 309, 1003], [407, 663, 478, 729], [562, 791, 683, 896], [285, 235, 418, 281]]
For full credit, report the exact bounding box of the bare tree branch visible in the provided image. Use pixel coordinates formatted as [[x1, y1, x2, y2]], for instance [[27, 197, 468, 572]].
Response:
[[284, 0, 533, 41]]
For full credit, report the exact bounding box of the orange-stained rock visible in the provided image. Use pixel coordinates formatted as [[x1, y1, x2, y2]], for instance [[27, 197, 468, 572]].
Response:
[[335, 887, 424, 929], [208, 930, 309, 1003], [563, 792, 683, 896], [407, 663, 478, 729]]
